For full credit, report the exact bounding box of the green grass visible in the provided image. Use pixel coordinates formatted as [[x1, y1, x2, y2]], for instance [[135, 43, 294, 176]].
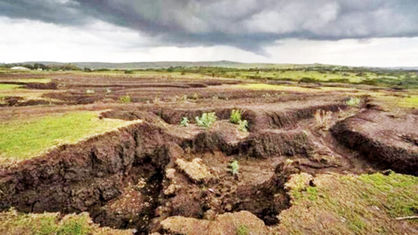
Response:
[[0, 84, 20, 90], [279, 172, 418, 234], [0, 209, 131, 235], [0, 111, 136, 161]]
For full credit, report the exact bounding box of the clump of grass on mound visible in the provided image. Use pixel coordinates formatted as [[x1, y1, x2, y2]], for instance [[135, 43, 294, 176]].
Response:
[[0, 208, 131, 235], [0, 111, 136, 161], [279, 172, 418, 234], [195, 112, 217, 128]]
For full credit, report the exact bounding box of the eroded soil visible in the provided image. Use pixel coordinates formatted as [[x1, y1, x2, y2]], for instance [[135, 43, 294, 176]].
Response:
[[0, 72, 417, 234]]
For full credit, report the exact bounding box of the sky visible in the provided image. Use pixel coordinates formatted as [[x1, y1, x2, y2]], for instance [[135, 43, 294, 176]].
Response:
[[1, 0, 418, 67]]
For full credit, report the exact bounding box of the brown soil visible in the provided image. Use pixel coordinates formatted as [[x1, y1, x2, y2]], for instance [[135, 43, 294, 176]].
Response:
[[0, 72, 417, 234]]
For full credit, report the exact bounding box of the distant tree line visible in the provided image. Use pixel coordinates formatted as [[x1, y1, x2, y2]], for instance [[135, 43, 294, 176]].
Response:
[[1, 63, 81, 71]]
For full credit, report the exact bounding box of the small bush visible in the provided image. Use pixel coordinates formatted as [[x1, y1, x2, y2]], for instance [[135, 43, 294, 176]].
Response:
[[230, 109, 242, 124], [236, 225, 249, 235], [238, 120, 248, 132], [119, 95, 131, 103], [124, 70, 134, 74], [314, 109, 333, 130], [346, 97, 361, 106], [229, 160, 239, 176], [195, 112, 217, 128], [180, 117, 189, 127]]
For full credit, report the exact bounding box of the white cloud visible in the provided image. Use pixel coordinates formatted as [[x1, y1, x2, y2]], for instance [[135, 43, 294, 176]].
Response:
[[0, 17, 417, 67]]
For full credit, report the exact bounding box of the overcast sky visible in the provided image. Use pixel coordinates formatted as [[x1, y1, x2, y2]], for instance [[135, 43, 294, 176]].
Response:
[[1, 0, 418, 67]]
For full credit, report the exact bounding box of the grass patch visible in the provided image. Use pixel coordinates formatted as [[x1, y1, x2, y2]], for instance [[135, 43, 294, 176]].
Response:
[[0, 208, 131, 235], [279, 172, 418, 234], [0, 84, 20, 90], [0, 111, 137, 161]]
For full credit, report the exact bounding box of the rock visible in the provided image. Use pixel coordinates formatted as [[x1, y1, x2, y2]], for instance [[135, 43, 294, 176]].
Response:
[[175, 158, 214, 183], [161, 211, 269, 235]]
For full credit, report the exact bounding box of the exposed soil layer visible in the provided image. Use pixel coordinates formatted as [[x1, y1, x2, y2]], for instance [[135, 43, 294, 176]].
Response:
[[331, 109, 418, 175], [1, 72, 417, 234], [0, 101, 395, 233]]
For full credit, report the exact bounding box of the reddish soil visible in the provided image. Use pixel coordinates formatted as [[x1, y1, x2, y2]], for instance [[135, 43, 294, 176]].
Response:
[[0, 72, 417, 234]]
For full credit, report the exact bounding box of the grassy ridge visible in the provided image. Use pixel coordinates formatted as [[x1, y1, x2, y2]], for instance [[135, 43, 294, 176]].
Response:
[[279, 172, 418, 234], [0, 111, 136, 161]]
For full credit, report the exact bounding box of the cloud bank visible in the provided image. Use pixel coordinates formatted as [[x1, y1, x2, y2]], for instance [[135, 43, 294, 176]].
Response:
[[1, 0, 418, 51]]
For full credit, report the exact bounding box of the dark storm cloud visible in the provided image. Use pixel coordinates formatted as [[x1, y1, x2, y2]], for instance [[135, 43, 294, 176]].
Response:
[[1, 0, 418, 51]]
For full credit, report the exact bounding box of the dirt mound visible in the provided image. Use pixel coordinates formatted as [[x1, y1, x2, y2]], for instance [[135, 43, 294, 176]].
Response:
[[331, 109, 418, 175]]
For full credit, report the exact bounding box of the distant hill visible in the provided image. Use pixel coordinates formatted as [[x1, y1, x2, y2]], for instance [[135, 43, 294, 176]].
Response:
[[20, 61, 243, 69], [11, 61, 418, 70], [19, 61, 313, 70]]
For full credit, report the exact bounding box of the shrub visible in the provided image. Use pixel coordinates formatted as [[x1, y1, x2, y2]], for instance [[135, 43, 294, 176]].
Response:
[[230, 109, 242, 124], [314, 109, 333, 130], [346, 97, 361, 106], [119, 95, 131, 103], [180, 117, 189, 127], [229, 160, 239, 176], [124, 70, 134, 74], [195, 112, 217, 128], [236, 225, 249, 235], [238, 120, 248, 132]]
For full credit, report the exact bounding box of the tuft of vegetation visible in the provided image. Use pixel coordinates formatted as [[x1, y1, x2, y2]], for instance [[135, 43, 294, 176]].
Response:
[[236, 224, 249, 235], [314, 109, 333, 130], [238, 120, 248, 132], [180, 117, 189, 127], [346, 97, 361, 106], [85, 89, 95, 94], [119, 95, 131, 103], [230, 109, 243, 124], [124, 70, 134, 74], [195, 112, 217, 128], [0, 111, 135, 161], [229, 160, 239, 176]]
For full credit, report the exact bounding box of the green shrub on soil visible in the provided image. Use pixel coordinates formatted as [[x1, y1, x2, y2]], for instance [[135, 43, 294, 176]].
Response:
[[180, 117, 189, 127], [229, 160, 239, 176], [238, 120, 248, 132], [0, 111, 134, 161], [230, 109, 242, 124], [346, 97, 361, 106], [119, 95, 131, 103], [236, 224, 249, 235], [195, 112, 217, 128]]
